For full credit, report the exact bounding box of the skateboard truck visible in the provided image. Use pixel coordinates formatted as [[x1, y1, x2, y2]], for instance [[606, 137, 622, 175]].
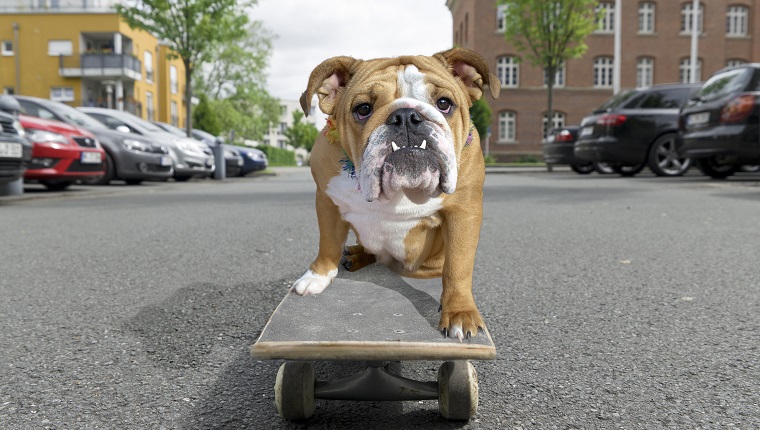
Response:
[[275, 360, 478, 420]]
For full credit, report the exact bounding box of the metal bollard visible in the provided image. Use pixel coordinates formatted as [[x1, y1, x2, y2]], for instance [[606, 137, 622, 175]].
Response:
[[213, 138, 225, 180]]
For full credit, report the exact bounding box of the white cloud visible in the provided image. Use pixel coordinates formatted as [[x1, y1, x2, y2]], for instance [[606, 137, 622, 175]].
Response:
[[252, 0, 453, 104]]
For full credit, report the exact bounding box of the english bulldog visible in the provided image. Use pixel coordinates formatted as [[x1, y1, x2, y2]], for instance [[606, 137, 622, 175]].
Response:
[[292, 48, 500, 340]]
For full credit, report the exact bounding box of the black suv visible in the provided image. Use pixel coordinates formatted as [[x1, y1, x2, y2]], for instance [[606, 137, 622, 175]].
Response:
[[678, 64, 760, 179], [0, 110, 32, 184], [575, 83, 701, 177]]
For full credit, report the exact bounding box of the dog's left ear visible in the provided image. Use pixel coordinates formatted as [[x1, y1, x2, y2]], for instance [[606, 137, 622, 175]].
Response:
[[300, 56, 361, 117], [437, 48, 501, 102]]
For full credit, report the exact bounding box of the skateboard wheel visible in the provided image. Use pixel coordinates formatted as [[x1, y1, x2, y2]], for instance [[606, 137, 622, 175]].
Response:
[[437, 361, 478, 420], [275, 362, 316, 420]]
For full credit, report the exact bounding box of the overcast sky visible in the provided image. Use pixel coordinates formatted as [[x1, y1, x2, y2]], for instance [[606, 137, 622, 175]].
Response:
[[252, 0, 454, 103]]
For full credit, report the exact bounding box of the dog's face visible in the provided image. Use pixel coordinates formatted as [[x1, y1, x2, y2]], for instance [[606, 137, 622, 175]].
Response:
[[301, 49, 500, 203]]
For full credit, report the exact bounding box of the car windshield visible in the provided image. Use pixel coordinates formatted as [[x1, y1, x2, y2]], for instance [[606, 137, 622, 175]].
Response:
[[159, 122, 186, 136], [122, 114, 165, 133], [50, 103, 107, 129], [593, 90, 636, 113], [696, 67, 753, 102]]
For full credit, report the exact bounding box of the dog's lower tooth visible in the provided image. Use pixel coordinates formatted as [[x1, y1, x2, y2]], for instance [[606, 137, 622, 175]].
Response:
[[391, 141, 400, 152], [420, 140, 427, 150]]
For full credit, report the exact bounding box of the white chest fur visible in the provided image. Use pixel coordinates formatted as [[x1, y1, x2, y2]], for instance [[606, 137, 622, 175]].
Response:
[[325, 173, 443, 264]]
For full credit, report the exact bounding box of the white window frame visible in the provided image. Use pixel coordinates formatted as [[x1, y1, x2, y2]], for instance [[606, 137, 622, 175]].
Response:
[[496, 4, 509, 33], [146, 91, 154, 121], [727, 59, 746, 68], [48, 40, 72, 56], [50, 87, 74, 102], [638, 2, 655, 34], [497, 56, 519, 88], [170, 65, 178, 94], [681, 2, 703, 34], [498, 111, 516, 143], [596, 2, 615, 33], [144, 51, 154, 83], [170, 101, 178, 126], [543, 62, 566, 88], [726, 5, 748, 37], [542, 111, 565, 141], [1, 40, 13, 56], [593, 57, 615, 88], [679, 57, 702, 83], [636, 57, 654, 88]]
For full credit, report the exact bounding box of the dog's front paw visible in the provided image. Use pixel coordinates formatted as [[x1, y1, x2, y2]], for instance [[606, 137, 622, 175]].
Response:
[[439, 306, 486, 341], [341, 244, 376, 272], [291, 269, 338, 295]]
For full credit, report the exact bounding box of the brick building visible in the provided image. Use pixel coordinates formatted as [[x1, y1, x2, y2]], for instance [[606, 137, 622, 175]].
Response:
[[447, 0, 760, 161]]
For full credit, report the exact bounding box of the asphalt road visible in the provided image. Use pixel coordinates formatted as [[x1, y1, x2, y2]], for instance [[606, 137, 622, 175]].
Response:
[[1, 168, 758, 429]]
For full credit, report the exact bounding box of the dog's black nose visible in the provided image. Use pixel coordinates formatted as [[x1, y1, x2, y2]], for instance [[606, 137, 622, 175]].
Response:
[[386, 108, 423, 127]]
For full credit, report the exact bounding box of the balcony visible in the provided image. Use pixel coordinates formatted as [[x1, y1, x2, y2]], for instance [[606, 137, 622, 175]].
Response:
[[59, 53, 142, 81]]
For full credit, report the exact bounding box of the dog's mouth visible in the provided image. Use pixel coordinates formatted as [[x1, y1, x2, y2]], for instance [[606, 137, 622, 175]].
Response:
[[358, 121, 457, 203]]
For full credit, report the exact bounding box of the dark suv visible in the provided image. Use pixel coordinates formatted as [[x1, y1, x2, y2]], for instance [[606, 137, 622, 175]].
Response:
[[0, 110, 32, 183], [678, 64, 760, 179], [575, 83, 701, 177]]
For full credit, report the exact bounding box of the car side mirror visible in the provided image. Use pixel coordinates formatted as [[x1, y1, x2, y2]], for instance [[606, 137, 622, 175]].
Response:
[[115, 125, 130, 133]]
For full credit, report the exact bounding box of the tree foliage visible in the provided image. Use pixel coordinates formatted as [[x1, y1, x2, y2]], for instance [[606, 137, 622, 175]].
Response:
[[469, 98, 492, 141], [283, 111, 319, 152], [116, 0, 257, 136], [499, 0, 599, 135], [192, 93, 222, 136]]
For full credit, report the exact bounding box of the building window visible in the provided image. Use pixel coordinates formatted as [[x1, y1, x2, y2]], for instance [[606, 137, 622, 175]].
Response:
[[727, 59, 746, 68], [637, 57, 654, 88], [50, 87, 74, 102], [144, 51, 154, 83], [48, 40, 72, 56], [496, 4, 508, 33], [679, 57, 702, 83], [498, 111, 516, 143], [497, 56, 519, 87], [4, 87, 15, 95], [170, 65, 178, 94], [146, 91, 154, 121], [542, 111, 565, 141], [170, 101, 178, 127], [1, 40, 13, 56], [681, 2, 703, 34], [543, 62, 565, 87], [596, 2, 615, 33], [638, 2, 655, 33], [726, 5, 748, 36], [593, 57, 614, 88]]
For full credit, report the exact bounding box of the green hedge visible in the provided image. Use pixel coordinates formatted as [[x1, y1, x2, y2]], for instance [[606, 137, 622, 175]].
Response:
[[257, 146, 297, 166]]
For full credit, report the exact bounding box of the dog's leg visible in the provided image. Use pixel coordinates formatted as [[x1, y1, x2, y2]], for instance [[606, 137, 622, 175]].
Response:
[[438, 206, 486, 340], [341, 244, 376, 272], [292, 190, 349, 295]]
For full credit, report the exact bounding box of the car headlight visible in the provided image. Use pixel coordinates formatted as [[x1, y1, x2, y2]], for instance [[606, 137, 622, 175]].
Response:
[[174, 138, 204, 154], [26, 128, 69, 145], [12, 119, 25, 137], [122, 138, 150, 152], [247, 151, 265, 161]]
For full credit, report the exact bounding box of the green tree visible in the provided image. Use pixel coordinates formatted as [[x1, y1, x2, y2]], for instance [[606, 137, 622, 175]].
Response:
[[469, 98, 492, 142], [116, 0, 257, 137], [499, 0, 599, 136], [192, 93, 222, 136], [283, 111, 319, 152]]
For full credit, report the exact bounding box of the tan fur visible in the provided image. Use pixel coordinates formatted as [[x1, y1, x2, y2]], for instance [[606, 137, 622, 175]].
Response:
[[299, 48, 500, 337]]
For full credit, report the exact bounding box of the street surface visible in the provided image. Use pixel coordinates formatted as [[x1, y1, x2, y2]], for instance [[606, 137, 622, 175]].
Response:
[[1, 168, 758, 429]]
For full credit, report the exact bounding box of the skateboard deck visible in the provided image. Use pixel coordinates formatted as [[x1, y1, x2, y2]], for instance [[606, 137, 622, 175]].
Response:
[[250, 264, 495, 361]]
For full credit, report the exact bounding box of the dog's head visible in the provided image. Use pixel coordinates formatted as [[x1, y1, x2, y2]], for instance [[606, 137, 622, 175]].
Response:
[[301, 48, 500, 203]]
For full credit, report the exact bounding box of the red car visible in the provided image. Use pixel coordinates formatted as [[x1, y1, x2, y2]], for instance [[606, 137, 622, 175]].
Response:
[[21, 114, 105, 190]]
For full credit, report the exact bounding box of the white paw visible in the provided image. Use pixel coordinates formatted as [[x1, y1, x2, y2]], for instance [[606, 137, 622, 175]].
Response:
[[290, 269, 338, 295]]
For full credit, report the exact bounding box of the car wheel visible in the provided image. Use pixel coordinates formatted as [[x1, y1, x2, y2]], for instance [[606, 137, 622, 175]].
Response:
[[612, 163, 646, 177], [593, 162, 615, 174], [570, 163, 595, 174], [40, 181, 73, 190], [696, 157, 739, 179], [80, 151, 115, 185], [647, 133, 691, 177]]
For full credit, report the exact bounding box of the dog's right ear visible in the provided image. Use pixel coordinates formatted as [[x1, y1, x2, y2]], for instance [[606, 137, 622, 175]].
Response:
[[300, 56, 360, 117]]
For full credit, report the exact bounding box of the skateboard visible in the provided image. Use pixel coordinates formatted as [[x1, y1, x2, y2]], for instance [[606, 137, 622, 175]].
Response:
[[250, 264, 495, 421]]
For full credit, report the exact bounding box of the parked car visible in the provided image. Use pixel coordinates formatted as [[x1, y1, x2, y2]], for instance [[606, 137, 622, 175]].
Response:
[[79, 107, 214, 181], [543, 126, 610, 174], [678, 64, 760, 179], [14, 96, 172, 185], [20, 115, 105, 190], [152, 121, 244, 177], [191, 128, 268, 176], [575, 83, 701, 177], [0, 109, 32, 184]]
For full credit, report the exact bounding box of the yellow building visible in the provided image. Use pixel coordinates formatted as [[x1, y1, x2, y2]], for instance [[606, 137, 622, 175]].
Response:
[[0, 0, 187, 127]]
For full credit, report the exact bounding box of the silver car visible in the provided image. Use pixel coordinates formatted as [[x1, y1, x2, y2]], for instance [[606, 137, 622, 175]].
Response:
[[78, 107, 214, 181]]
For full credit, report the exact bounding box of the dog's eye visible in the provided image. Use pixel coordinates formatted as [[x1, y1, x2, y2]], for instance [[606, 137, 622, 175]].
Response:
[[436, 98, 453, 114], [354, 103, 373, 120]]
